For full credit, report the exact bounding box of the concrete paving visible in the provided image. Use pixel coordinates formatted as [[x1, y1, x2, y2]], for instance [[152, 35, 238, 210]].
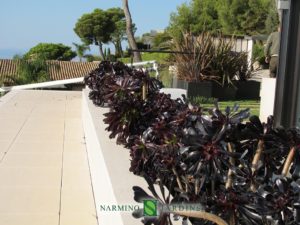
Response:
[[0, 90, 98, 225], [250, 69, 270, 82]]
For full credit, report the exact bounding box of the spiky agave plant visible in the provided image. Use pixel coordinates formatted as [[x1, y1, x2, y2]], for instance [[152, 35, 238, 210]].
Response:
[[172, 33, 250, 86]]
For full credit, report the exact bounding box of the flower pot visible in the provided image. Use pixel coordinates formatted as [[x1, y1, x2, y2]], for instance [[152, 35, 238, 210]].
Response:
[[172, 79, 261, 101], [173, 80, 237, 100], [234, 80, 261, 100]]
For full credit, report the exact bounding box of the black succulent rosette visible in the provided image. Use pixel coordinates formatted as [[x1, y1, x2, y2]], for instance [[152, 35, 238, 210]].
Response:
[[207, 185, 266, 225], [130, 142, 180, 180], [84, 60, 163, 107], [256, 177, 300, 225], [85, 61, 164, 145], [84, 61, 114, 106]]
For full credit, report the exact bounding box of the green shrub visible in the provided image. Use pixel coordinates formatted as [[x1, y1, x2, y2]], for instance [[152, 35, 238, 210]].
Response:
[[12, 57, 58, 85], [152, 32, 172, 50], [189, 96, 217, 105], [252, 42, 266, 65], [85, 54, 117, 62], [158, 67, 173, 88], [85, 54, 102, 62], [119, 52, 170, 64]]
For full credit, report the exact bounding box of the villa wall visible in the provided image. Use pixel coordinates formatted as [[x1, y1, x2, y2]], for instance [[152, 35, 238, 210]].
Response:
[[82, 89, 146, 225]]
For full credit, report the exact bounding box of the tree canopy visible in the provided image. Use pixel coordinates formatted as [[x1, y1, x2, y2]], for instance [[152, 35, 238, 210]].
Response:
[[168, 0, 279, 38], [152, 32, 172, 49], [169, 3, 196, 40], [74, 8, 114, 59], [24, 43, 76, 61], [74, 7, 131, 59], [106, 7, 127, 57], [218, 0, 269, 35]]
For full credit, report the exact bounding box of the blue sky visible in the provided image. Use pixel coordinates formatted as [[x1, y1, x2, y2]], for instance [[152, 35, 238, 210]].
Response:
[[0, 0, 188, 59]]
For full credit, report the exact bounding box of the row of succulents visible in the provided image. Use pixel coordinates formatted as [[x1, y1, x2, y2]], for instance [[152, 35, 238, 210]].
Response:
[[85, 61, 300, 225]]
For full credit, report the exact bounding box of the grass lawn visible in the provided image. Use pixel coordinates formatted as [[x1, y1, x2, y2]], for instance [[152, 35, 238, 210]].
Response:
[[119, 52, 170, 64], [201, 100, 260, 117]]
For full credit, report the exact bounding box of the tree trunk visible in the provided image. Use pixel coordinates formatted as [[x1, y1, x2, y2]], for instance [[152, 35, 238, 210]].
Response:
[[113, 41, 121, 58], [117, 41, 123, 57], [122, 0, 142, 62], [98, 42, 105, 60]]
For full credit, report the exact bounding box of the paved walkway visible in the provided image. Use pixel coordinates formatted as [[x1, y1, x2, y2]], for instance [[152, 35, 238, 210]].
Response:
[[0, 90, 98, 225], [250, 69, 269, 82]]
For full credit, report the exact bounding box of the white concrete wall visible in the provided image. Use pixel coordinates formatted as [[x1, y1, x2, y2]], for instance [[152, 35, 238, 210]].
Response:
[[259, 78, 277, 122], [82, 90, 146, 225], [160, 88, 187, 100], [82, 91, 124, 225]]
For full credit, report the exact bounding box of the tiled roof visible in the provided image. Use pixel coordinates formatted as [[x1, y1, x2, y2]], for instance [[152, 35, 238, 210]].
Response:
[[0, 59, 99, 85], [0, 59, 20, 84]]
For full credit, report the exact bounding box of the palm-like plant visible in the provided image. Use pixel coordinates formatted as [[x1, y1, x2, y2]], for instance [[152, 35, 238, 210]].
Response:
[[9, 55, 60, 85], [72, 42, 90, 62]]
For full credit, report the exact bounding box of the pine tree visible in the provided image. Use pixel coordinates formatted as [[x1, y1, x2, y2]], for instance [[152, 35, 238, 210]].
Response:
[[218, 0, 270, 35], [264, 0, 280, 33]]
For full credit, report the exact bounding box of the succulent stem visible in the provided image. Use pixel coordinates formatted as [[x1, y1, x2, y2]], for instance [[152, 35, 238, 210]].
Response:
[[282, 147, 296, 176], [195, 178, 200, 195], [172, 167, 184, 191], [142, 83, 147, 100], [226, 143, 234, 189], [173, 210, 228, 225], [229, 213, 236, 225], [250, 140, 264, 191]]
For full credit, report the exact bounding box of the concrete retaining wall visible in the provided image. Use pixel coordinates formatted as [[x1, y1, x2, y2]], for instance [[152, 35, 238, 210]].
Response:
[[82, 89, 146, 225], [259, 78, 276, 122]]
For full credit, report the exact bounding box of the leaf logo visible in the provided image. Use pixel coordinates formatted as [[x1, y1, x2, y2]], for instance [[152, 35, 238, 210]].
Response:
[[143, 200, 157, 217]]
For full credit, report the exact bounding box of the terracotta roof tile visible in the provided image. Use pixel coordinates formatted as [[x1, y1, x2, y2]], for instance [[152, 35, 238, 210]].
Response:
[[0, 59, 99, 85]]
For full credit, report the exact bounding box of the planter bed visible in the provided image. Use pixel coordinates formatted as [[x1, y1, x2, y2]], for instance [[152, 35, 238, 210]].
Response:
[[172, 79, 261, 100]]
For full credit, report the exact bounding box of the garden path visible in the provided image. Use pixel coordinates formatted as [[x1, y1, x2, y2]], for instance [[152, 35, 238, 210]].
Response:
[[0, 90, 98, 225]]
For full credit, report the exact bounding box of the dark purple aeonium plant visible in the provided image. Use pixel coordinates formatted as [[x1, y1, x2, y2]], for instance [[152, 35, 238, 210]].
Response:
[[85, 61, 300, 225]]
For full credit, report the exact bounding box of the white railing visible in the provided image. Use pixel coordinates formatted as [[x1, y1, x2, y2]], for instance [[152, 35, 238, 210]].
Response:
[[0, 77, 83, 92], [127, 60, 159, 78], [0, 61, 159, 92]]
